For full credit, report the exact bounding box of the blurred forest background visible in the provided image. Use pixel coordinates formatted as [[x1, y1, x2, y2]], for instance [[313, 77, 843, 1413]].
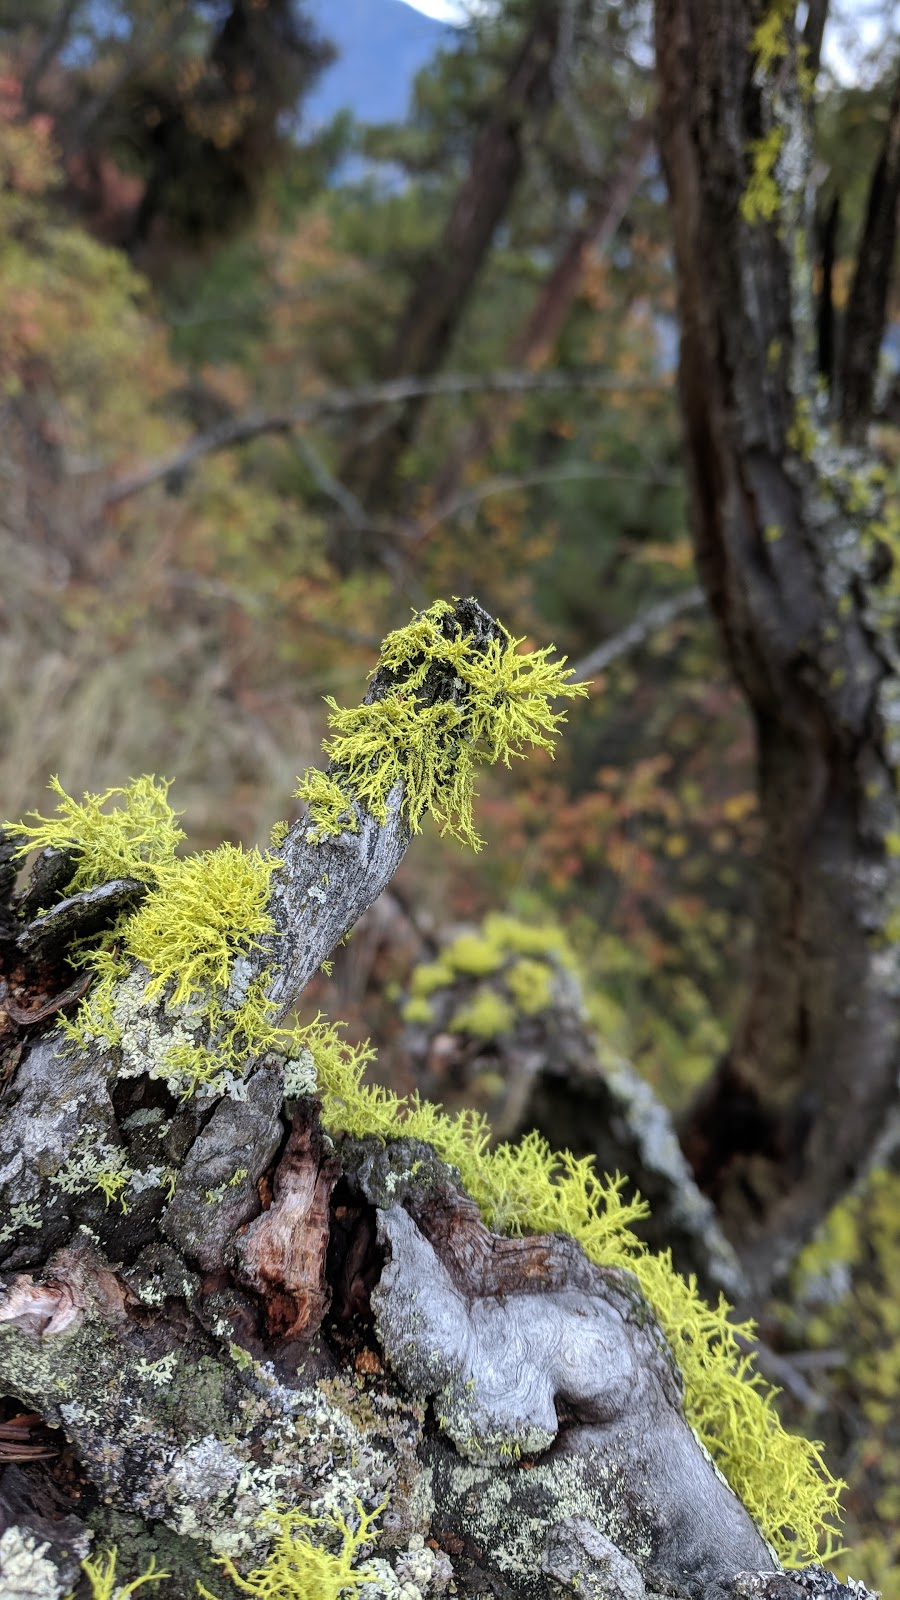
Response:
[[2, 0, 900, 1586]]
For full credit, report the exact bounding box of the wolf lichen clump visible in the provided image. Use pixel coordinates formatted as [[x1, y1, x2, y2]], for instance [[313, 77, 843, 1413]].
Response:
[[401, 913, 567, 1032], [295, 600, 588, 849], [76, 1545, 168, 1599], [5, 776, 283, 1093], [7, 774, 184, 891], [196, 1501, 383, 1600], [315, 1035, 844, 1567]]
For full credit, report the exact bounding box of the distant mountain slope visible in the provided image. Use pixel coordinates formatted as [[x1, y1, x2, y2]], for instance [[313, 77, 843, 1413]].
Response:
[[304, 0, 455, 127]]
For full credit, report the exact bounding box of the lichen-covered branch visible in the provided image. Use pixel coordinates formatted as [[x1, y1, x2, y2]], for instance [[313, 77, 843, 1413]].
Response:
[[0, 599, 870, 1599]]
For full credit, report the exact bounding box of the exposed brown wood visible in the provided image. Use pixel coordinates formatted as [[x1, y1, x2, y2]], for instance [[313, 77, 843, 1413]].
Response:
[[233, 1104, 339, 1340]]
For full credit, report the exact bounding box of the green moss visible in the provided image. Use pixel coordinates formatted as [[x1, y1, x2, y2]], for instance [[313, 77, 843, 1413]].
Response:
[[7, 775, 184, 892], [197, 1501, 383, 1600], [296, 601, 587, 851], [504, 957, 553, 1015], [449, 989, 515, 1039]]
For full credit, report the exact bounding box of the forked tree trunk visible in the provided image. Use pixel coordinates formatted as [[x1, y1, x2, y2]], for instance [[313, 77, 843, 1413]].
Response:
[[655, 0, 900, 1295]]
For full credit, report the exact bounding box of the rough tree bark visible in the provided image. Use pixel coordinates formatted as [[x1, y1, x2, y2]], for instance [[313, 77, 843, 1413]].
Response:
[[655, 0, 900, 1298], [0, 601, 865, 1599]]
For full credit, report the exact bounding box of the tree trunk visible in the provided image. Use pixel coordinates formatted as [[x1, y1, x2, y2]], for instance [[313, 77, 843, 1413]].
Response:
[[331, 1, 563, 565], [655, 0, 900, 1296], [0, 601, 863, 1599], [422, 119, 651, 532]]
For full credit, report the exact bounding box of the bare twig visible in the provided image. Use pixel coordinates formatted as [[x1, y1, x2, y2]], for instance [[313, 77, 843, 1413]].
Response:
[[98, 369, 670, 511], [290, 435, 374, 533], [570, 586, 705, 682], [409, 462, 679, 546], [553, 0, 608, 180]]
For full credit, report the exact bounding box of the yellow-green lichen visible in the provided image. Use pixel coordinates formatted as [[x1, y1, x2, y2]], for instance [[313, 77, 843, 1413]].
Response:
[[409, 961, 455, 997], [6, 776, 291, 1097], [449, 989, 515, 1039], [787, 396, 817, 460], [196, 1500, 383, 1600], [52, 1140, 135, 1213], [293, 769, 359, 844], [295, 601, 587, 851], [314, 1032, 844, 1567], [482, 912, 576, 968], [401, 995, 435, 1025], [403, 914, 570, 1031], [125, 845, 278, 1008], [7, 775, 184, 892], [74, 1546, 168, 1599], [503, 957, 553, 1015], [741, 127, 784, 225], [443, 933, 504, 978], [750, 0, 793, 73]]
